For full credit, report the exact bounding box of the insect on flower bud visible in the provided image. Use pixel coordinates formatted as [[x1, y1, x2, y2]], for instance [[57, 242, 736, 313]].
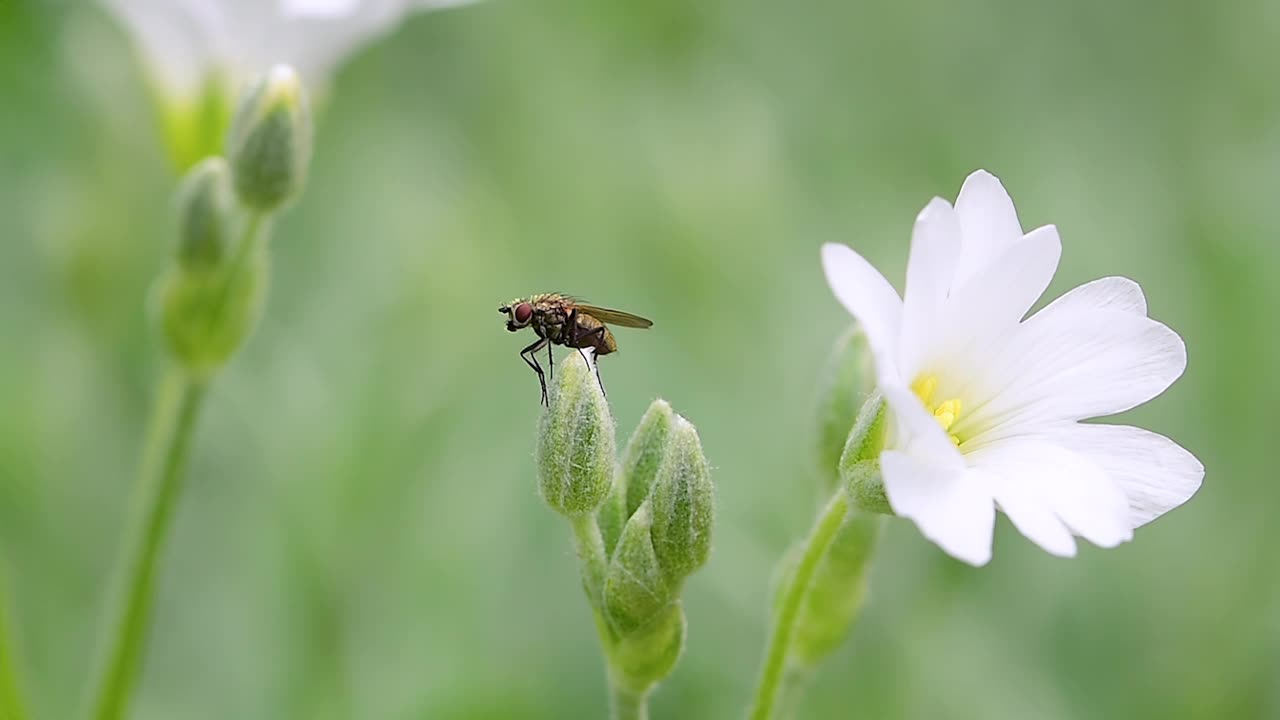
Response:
[[815, 324, 875, 492], [649, 416, 714, 587], [226, 65, 312, 211], [537, 352, 615, 516], [603, 502, 671, 634], [175, 158, 234, 272]]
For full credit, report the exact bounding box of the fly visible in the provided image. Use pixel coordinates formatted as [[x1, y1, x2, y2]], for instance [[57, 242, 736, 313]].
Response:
[[498, 293, 653, 405]]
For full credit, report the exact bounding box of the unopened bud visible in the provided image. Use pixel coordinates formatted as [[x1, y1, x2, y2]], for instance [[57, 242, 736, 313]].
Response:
[[175, 158, 233, 272], [537, 352, 615, 516], [815, 325, 875, 492], [603, 502, 670, 634], [226, 65, 312, 211], [839, 393, 890, 514], [649, 416, 713, 586]]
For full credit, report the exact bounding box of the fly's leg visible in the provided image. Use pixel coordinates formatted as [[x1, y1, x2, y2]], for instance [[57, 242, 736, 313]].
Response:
[[569, 321, 609, 398], [546, 339, 554, 382], [520, 337, 551, 405]]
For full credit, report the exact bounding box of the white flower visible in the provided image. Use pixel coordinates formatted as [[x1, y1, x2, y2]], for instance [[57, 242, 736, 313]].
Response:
[[821, 170, 1203, 566], [100, 0, 473, 103]]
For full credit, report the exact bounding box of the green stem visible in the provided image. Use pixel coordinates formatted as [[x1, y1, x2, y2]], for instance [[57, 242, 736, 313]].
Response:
[[0, 573, 27, 720], [571, 515, 653, 720], [747, 491, 850, 720], [88, 369, 208, 720], [608, 683, 649, 720], [570, 514, 608, 610]]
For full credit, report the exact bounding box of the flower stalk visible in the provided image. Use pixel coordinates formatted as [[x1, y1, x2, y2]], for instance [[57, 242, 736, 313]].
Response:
[[86, 65, 312, 720], [88, 370, 207, 720]]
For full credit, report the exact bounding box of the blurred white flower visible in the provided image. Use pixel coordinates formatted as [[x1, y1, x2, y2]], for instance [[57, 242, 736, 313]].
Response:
[[822, 170, 1203, 566], [101, 0, 473, 102], [99, 0, 473, 167]]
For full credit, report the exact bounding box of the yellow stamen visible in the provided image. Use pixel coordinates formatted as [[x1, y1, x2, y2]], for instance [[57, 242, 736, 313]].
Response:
[[911, 375, 937, 406], [911, 375, 964, 446]]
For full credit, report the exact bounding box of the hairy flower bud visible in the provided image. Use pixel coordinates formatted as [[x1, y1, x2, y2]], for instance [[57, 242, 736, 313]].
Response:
[[537, 353, 615, 516], [603, 502, 671, 634], [649, 416, 713, 586], [175, 158, 234, 272], [814, 325, 875, 492], [839, 393, 891, 514], [226, 65, 312, 211], [599, 400, 676, 554]]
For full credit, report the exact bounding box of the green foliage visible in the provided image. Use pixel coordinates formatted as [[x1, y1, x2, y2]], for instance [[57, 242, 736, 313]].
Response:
[[2, 1, 1274, 718]]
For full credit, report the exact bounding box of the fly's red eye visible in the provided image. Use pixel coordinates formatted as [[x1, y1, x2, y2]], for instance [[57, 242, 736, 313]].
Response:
[[515, 303, 533, 324]]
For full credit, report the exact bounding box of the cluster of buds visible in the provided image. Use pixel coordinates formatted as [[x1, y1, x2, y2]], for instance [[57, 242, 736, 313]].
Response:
[[537, 354, 714, 700], [156, 66, 312, 377]]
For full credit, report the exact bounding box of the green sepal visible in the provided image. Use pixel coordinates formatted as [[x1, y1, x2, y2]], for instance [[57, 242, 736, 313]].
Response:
[[838, 393, 892, 514], [537, 352, 615, 516], [649, 417, 714, 587], [603, 502, 671, 634], [814, 325, 875, 492], [608, 602, 686, 697]]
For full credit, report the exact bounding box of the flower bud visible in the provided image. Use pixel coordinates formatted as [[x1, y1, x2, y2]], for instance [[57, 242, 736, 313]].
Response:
[[537, 352, 615, 516], [621, 400, 675, 518], [815, 325, 875, 492], [608, 602, 686, 697], [226, 65, 312, 211], [156, 236, 268, 377], [790, 510, 883, 666], [599, 400, 674, 556], [649, 416, 713, 586], [603, 502, 671, 634], [838, 393, 891, 514], [175, 158, 234, 272]]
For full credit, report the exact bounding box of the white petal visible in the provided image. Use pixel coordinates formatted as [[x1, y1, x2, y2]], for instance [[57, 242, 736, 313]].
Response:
[[961, 308, 1187, 435], [981, 469, 1077, 557], [101, 0, 215, 99], [881, 450, 994, 566], [953, 170, 1024, 284], [968, 438, 1132, 548], [1037, 276, 1148, 318], [920, 225, 1060, 386], [1052, 423, 1204, 527], [899, 198, 962, 380], [821, 243, 903, 381]]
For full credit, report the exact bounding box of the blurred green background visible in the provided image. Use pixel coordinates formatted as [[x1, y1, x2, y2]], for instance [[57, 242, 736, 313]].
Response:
[[2, 0, 1278, 718]]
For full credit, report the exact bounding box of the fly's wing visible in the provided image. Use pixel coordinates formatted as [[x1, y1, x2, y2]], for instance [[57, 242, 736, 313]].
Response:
[[575, 304, 653, 329]]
